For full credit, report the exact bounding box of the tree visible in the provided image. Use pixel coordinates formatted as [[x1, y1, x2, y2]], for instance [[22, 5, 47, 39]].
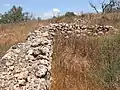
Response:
[[89, 1, 99, 13], [65, 12, 76, 16], [23, 12, 30, 21], [102, 0, 120, 13], [52, 16, 57, 18], [0, 5, 32, 24], [37, 17, 41, 20], [89, 0, 120, 13]]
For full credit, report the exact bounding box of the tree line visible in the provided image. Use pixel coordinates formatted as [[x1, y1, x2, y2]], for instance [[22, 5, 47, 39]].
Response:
[[0, 5, 41, 24], [1, 0, 120, 24]]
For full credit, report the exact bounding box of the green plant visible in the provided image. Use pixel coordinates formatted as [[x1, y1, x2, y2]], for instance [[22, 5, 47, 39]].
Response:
[[65, 12, 76, 17], [0, 5, 38, 24], [90, 34, 120, 90]]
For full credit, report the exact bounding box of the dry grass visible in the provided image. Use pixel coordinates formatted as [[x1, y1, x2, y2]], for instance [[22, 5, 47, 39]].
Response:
[[51, 34, 103, 90], [0, 21, 45, 44], [0, 20, 47, 57], [51, 32, 120, 90], [50, 12, 120, 28]]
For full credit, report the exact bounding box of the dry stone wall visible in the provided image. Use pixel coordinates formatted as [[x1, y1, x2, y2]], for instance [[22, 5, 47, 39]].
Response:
[[0, 28, 54, 90], [0, 20, 118, 90]]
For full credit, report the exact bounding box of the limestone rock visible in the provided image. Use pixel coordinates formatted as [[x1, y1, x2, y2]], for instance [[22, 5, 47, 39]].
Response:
[[18, 79, 26, 86], [35, 65, 48, 78]]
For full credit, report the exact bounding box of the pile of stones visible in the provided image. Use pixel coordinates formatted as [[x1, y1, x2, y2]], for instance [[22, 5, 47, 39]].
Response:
[[0, 19, 118, 90], [47, 22, 118, 38], [0, 28, 54, 90]]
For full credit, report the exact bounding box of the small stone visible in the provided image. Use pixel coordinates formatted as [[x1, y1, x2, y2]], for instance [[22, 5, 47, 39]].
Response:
[[27, 49, 34, 55], [51, 32, 55, 36], [0, 74, 6, 79], [42, 32, 49, 37], [9, 66, 14, 71], [6, 60, 14, 66], [67, 31, 72, 34], [14, 49, 21, 54], [76, 34, 81, 37], [93, 33, 98, 36], [14, 71, 28, 79], [75, 30, 80, 34], [98, 31, 104, 35], [35, 65, 48, 78], [40, 47, 49, 55], [61, 31, 65, 34], [26, 55, 35, 60], [18, 79, 26, 86], [39, 60, 50, 67], [36, 55, 49, 61], [65, 36, 69, 38]]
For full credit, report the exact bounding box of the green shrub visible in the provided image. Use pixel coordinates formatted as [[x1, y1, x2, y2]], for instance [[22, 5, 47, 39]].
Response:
[[91, 34, 120, 90], [0, 5, 38, 24], [65, 12, 76, 17]]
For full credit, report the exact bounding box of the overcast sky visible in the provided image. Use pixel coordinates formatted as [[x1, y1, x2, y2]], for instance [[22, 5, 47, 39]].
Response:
[[0, 0, 106, 19]]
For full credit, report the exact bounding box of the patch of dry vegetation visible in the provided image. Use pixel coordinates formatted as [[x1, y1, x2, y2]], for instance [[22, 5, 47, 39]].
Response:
[[50, 12, 120, 90], [0, 20, 47, 57], [50, 12, 120, 28], [51, 32, 120, 90]]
